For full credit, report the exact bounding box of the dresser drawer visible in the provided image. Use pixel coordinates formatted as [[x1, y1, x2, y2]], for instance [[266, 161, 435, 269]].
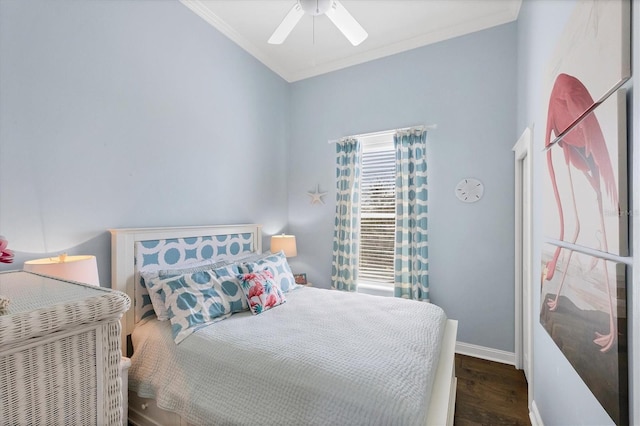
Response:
[[129, 392, 186, 426]]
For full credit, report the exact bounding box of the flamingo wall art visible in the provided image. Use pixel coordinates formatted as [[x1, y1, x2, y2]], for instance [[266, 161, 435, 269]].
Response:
[[541, 82, 628, 426], [538, 0, 630, 424], [540, 90, 628, 425]]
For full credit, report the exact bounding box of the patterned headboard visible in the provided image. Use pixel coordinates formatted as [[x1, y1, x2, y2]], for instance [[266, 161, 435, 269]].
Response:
[[110, 224, 263, 354]]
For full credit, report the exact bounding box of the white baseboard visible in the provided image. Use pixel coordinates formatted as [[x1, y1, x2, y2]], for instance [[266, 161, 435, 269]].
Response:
[[529, 400, 543, 426], [455, 341, 516, 366]]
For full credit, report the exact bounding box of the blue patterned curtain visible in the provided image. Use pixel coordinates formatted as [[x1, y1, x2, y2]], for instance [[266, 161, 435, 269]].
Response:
[[331, 138, 361, 292], [394, 129, 429, 301]]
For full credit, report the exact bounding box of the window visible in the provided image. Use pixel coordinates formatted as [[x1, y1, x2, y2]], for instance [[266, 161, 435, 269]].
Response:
[[332, 127, 428, 299], [358, 133, 395, 287]]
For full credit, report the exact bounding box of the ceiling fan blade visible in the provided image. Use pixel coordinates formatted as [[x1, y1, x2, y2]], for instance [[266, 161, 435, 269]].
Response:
[[268, 3, 305, 44], [325, 1, 368, 46]]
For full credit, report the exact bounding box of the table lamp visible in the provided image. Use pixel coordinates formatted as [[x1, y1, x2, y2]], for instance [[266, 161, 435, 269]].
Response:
[[24, 254, 100, 286], [271, 234, 297, 257]]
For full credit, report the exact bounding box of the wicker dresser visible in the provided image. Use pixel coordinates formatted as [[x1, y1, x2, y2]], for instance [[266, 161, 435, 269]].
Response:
[[0, 271, 130, 425]]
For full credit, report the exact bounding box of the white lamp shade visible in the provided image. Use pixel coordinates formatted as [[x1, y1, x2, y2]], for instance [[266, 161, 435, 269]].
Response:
[[271, 235, 297, 257], [24, 255, 100, 286]]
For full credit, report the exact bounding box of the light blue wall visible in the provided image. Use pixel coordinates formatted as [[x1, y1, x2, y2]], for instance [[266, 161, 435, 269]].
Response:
[[517, 0, 637, 424], [0, 0, 290, 286], [288, 23, 518, 352]]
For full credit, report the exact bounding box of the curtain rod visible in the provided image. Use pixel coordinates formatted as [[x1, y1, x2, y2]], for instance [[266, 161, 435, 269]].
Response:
[[327, 124, 437, 144]]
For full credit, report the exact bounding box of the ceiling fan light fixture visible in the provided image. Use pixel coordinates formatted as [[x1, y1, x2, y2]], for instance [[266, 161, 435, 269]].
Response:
[[299, 0, 332, 16], [268, 0, 367, 46]]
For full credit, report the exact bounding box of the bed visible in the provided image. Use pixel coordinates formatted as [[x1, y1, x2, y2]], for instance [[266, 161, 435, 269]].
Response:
[[110, 224, 458, 425]]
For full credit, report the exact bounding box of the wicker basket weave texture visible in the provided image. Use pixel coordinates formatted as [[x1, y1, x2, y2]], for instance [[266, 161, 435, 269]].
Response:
[[0, 271, 131, 426], [0, 272, 130, 348]]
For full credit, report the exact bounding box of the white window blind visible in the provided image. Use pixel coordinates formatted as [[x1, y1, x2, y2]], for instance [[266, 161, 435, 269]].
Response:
[[359, 134, 395, 286]]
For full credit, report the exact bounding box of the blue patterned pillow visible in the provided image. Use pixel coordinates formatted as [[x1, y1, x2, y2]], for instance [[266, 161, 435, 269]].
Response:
[[140, 260, 228, 321], [140, 271, 171, 321], [212, 264, 249, 313], [241, 251, 298, 292], [153, 271, 234, 344]]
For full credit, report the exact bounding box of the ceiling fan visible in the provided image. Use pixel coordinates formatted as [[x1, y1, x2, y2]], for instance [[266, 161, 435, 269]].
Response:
[[268, 0, 368, 46]]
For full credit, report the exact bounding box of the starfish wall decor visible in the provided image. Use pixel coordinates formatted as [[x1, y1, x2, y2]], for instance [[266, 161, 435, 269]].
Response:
[[307, 184, 327, 205]]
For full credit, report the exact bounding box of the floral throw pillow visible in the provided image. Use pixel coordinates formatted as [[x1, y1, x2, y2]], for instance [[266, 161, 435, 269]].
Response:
[[237, 270, 286, 315], [240, 251, 298, 293]]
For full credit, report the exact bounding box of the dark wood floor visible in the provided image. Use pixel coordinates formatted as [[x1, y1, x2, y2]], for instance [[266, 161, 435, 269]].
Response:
[[454, 354, 530, 426]]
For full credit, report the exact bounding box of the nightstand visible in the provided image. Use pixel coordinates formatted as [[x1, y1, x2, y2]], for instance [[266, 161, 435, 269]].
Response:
[[0, 271, 130, 425]]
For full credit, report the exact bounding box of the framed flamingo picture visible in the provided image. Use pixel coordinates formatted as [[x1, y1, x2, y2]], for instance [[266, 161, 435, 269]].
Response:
[[541, 94, 629, 425], [540, 243, 628, 425], [539, 0, 631, 423]]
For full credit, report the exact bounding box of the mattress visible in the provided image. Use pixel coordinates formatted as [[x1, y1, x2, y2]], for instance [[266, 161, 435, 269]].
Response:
[[129, 286, 447, 426]]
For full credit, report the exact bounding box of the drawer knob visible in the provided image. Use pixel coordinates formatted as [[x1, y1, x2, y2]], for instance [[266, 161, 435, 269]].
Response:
[[141, 403, 148, 410]]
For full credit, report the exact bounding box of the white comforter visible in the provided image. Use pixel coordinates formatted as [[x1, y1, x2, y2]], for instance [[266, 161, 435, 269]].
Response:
[[129, 287, 447, 426]]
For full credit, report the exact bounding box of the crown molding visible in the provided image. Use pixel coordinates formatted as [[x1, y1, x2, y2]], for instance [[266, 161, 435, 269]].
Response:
[[289, 8, 519, 82]]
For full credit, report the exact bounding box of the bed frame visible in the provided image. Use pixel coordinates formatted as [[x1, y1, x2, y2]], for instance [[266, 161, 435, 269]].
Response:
[[110, 224, 457, 426]]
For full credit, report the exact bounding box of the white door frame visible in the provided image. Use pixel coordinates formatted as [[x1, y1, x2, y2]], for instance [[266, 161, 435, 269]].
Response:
[[513, 127, 533, 408]]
